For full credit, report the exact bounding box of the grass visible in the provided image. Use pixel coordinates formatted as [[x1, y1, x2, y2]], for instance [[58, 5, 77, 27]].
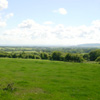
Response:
[[0, 58, 100, 100]]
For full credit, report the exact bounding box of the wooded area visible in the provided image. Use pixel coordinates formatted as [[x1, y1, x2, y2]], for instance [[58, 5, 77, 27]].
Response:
[[0, 47, 100, 63]]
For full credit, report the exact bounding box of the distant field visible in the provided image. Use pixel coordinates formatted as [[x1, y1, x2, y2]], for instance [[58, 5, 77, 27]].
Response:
[[0, 46, 98, 54], [0, 58, 100, 100]]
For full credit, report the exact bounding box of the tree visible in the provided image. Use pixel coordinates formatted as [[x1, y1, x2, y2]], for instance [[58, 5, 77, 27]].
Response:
[[65, 53, 72, 61], [51, 51, 62, 61], [40, 52, 49, 59], [89, 49, 100, 61], [65, 53, 84, 62], [83, 54, 90, 61], [9, 53, 18, 58], [73, 54, 84, 62], [35, 55, 41, 59], [95, 56, 100, 63]]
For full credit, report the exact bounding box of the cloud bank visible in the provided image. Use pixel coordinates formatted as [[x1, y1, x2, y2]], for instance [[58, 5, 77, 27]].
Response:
[[1, 19, 100, 46]]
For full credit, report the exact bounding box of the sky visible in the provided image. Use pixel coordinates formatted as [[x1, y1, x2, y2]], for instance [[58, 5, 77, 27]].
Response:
[[0, 0, 100, 46]]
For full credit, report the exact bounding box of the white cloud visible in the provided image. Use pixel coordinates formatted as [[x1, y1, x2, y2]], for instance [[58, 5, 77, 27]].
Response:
[[0, 0, 8, 10], [0, 21, 6, 27], [92, 20, 100, 28], [59, 8, 67, 15], [5, 13, 14, 19], [43, 21, 54, 25], [53, 8, 67, 15], [18, 19, 37, 28], [0, 13, 14, 27], [0, 0, 14, 27], [1, 19, 100, 46]]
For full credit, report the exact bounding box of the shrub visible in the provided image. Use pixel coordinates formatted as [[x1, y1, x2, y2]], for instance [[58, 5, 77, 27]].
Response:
[[89, 49, 100, 61], [35, 55, 41, 59], [51, 51, 62, 61], [83, 54, 90, 61], [95, 56, 100, 62], [40, 52, 49, 59], [65, 53, 84, 62], [65, 53, 72, 62]]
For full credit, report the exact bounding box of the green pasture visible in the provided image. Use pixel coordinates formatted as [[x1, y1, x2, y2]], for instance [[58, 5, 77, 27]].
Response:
[[0, 58, 100, 100]]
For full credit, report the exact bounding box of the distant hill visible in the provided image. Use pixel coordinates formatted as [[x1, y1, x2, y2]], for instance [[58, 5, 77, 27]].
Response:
[[77, 43, 100, 47]]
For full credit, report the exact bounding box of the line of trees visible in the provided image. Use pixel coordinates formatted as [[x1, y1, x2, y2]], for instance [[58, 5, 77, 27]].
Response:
[[0, 51, 84, 62], [0, 49, 100, 63]]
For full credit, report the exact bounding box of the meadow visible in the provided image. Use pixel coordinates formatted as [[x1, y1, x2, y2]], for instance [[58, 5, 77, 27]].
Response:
[[0, 58, 100, 100]]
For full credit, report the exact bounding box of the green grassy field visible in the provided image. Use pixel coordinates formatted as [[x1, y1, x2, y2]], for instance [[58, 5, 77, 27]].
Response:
[[0, 58, 100, 100]]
